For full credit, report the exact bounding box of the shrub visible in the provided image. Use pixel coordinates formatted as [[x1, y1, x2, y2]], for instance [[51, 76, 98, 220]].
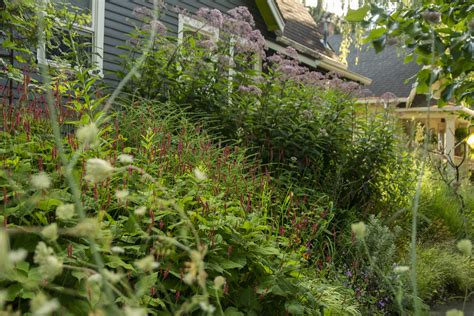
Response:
[[118, 6, 417, 220], [338, 216, 402, 314]]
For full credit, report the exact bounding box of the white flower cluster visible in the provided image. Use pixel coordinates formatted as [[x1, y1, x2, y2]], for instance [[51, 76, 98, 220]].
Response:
[[134, 255, 159, 271], [56, 204, 75, 220], [351, 221, 366, 240], [31, 172, 51, 190], [34, 242, 63, 281], [76, 123, 99, 147], [85, 158, 115, 184]]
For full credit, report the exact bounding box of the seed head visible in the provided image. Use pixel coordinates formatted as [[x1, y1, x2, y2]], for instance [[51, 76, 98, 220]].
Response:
[[117, 154, 134, 164], [193, 167, 207, 181], [8, 249, 27, 264], [351, 221, 367, 240], [393, 265, 409, 274], [214, 276, 226, 289], [134, 206, 147, 216], [134, 255, 159, 271], [456, 239, 472, 257], [76, 123, 99, 146], [42, 223, 58, 241], [115, 190, 129, 202], [85, 158, 114, 184], [56, 204, 75, 220], [31, 172, 51, 190]]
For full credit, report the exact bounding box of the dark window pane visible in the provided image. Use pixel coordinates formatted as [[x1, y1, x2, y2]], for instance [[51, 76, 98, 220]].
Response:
[[47, 28, 93, 67]]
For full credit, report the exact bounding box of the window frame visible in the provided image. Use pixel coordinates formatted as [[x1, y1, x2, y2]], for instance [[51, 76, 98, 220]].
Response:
[[177, 14, 219, 44], [37, 0, 105, 74]]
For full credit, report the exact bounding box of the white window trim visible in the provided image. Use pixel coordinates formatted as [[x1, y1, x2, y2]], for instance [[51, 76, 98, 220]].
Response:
[[37, 0, 105, 75], [177, 14, 219, 43]]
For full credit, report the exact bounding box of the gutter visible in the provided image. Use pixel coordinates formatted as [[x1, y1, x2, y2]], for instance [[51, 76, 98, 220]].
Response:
[[355, 97, 408, 104], [266, 40, 319, 68], [276, 36, 372, 85], [395, 106, 474, 118]]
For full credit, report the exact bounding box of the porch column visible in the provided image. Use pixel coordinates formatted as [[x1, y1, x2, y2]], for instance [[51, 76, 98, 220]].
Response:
[[445, 116, 456, 161]]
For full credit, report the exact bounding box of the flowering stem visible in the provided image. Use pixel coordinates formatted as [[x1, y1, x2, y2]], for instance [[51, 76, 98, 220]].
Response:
[[35, 0, 116, 309], [361, 240, 404, 315], [409, 26, 436, 316]]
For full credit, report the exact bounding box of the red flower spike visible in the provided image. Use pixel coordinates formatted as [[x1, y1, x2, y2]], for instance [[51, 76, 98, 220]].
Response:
[[67, 244, 73, 258]]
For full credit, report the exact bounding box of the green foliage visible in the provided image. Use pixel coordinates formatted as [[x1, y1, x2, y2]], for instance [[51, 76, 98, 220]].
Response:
[[351, 0, 474, 105], [2, 3, 471, 315], [0, 78, 363, 314], [416, 243, 474, 303], [339, 216, 402, 314], [418, 168, 474, 239], [118, 10, 417, 221]]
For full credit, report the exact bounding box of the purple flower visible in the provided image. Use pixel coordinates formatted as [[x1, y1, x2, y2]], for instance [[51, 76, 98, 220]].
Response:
[[133, 7, 153, 20], [198, 39, 217, 51], [284, 47, 299, 60], [218, 55, 235, 67], [422, 10, 442, 24], [267, 54, 283, 64], [238, 85, 262, 96], [381, 91, 398, 104], [196, 7, 224, 28], [227, 6, 255, 27], [150, 20, 167, 35]]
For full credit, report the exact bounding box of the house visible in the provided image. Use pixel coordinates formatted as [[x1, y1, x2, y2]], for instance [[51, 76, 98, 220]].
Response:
[[0, 0, 370, 90], [329, 35, 474, 173]]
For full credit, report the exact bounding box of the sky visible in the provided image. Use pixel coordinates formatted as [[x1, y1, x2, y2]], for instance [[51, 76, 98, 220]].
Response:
[[303, 0, 361, 16]]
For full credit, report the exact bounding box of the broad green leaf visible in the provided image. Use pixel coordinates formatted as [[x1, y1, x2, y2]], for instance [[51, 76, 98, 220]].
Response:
[[363, 28, 387, 44], [345, 5, 370, 22], [214, 256, 247, 270], [286, 302, 305, 315], [404, 54, 414, 64], [224, 307, 245, 316], [38, 198, 62, 211], [104, 255, 135, 270], [135, 272, 158, 298]]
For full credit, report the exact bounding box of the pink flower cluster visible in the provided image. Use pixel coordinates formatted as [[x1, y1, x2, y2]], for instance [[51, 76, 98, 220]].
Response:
[[266, 51, 365, 96], [196, 6, 266, 57], [196, 7, 224, 28], [238, 85, 263, 96]]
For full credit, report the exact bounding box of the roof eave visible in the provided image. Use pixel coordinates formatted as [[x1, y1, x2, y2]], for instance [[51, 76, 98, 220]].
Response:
[[256, 0, 285, 33]]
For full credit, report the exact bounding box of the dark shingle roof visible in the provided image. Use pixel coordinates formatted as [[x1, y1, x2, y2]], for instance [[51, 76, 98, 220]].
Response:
[[275, 0, 335, 57], [329, 35, 420, 97]]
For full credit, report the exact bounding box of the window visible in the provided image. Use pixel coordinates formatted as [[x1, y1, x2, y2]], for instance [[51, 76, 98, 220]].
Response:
[[37, 0, 105, 73], [177, 13, 261, 80], [178, 14, 219, 44]]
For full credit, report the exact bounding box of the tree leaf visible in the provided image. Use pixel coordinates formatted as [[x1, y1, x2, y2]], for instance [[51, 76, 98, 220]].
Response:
[[346, 5, 370, 22], [363, 28, 387, 44]]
